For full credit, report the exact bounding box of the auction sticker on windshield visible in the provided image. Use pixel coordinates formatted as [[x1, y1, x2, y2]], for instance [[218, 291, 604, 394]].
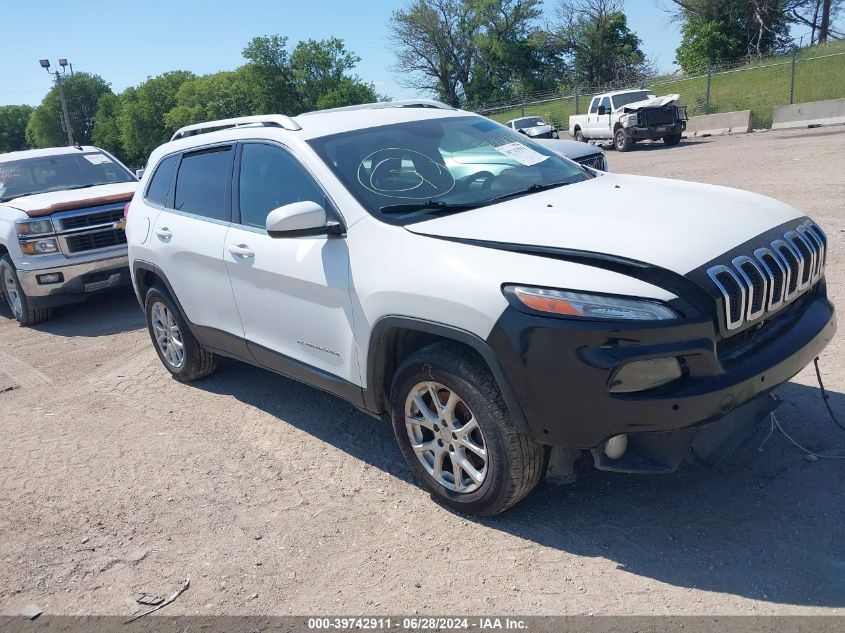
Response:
[[493, 142, 548, 166]]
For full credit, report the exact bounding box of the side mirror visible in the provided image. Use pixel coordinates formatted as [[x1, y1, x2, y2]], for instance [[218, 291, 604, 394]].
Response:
[[266, 201, 342, 238], [597, 106, 607, 116], [135, 168, 145, 179]]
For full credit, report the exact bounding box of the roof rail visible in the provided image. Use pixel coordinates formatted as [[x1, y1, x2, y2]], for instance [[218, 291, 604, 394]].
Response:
[[170, 114, 301, 141], [298, 99, 456, 116]]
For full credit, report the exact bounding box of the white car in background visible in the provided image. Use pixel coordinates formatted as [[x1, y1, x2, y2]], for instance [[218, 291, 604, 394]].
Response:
[[0, 146, 137, 325]]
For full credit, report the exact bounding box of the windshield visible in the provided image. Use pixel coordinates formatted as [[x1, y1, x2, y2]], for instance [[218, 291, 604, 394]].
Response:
[[513, 117, 546, 127], [611, 91, 654, 109], [308, 115, 592, 224], [0, 151, 135, 202]]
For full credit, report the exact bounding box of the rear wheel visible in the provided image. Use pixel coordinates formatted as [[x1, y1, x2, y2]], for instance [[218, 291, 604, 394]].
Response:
[[663, 134, 682, 146], [144, 285, 217, 382], [0, 255, 52, 326], [614, 128, 633, 152], [573, 128, 585, 142], [390, 343, 545, 516]]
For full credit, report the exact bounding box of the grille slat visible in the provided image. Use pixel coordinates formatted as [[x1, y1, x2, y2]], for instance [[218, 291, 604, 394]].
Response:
[[65, 229, 127, 253], [708, 221, 826, 331], [575, 154, 606, 171]]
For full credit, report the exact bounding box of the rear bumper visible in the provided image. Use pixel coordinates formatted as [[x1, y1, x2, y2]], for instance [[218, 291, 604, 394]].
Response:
[[486, 289, 836, 449], [17, 255, 130, 308]]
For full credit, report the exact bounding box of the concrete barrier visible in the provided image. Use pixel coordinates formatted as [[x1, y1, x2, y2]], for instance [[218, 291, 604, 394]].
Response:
[[772, 98, 845, 130], [686, 110, 752, 136]]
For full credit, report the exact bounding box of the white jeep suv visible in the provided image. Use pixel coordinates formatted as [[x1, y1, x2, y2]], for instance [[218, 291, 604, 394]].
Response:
[[127, 101, 835, 515]]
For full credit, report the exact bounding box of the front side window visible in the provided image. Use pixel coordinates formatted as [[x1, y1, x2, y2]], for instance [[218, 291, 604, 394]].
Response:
[[599, 96, 611, 112], [308, 115, 591, 225], [238, 144, 326, 229], [145, 155, 178, 206], [0, 151, 135, 202], [173, 147, 233, 221]]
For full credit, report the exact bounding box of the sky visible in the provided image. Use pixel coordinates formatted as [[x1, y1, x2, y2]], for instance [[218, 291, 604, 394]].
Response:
[[1, 0, 687, 108]]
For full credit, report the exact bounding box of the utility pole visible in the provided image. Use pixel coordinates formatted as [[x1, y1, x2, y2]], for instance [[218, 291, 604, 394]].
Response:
[[39, 59, 74, 146]]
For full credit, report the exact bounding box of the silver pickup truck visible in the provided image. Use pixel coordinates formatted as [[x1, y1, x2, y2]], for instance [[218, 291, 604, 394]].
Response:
[[0, 146, 137, 325]]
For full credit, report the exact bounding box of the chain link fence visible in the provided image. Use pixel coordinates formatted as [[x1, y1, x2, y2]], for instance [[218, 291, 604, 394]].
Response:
[[475, 44, 845, 132]]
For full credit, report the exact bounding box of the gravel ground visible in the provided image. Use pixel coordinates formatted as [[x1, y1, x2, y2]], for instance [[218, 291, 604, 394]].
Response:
[[1, 127, 843, 617]]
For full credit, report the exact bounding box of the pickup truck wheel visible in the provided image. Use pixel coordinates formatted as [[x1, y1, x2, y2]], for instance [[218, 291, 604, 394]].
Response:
[[663, 134, 682, 146], [390, 343, 545, 516], [0, 255, 52, 326], [144, 285, 217, 382], [614, 128, 633, 152], [573, 128, 585, 142]]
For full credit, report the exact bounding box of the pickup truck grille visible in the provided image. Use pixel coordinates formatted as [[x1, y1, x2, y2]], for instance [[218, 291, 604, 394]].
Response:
[[52, 206, 127, 255], [707, 220, 826, 331], [640, 107, 675, 126]]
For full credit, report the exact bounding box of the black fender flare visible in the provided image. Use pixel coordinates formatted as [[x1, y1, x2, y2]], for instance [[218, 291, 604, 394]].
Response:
[[365, 316, 530, 434]]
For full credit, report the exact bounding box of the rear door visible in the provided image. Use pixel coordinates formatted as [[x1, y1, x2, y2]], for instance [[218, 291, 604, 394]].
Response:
[[149, 145, 243, 339], [224, 141, 359, 386]]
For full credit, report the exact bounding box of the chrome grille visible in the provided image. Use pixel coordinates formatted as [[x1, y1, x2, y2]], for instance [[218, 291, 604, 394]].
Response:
[[576, 153, 606, 171], [707, 220, 827, 331], [51, 206, 127, 255]]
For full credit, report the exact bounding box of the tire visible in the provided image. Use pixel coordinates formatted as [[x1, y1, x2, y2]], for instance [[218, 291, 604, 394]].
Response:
[[144, 284, 217, 382], [573, 128, 585, 142], [614, 128, 633, 152], [663, 134, 682, 146], [390, 342, 545, 516], [0, 255, 52, 326]]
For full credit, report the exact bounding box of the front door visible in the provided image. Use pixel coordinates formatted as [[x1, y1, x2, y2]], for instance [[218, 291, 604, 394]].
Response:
[[224, 142, 360, 388]]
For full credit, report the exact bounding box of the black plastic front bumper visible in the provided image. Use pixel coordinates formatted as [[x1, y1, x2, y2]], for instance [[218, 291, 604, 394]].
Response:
[[625, 122, 685, 140], [486, 290, 836, 450]]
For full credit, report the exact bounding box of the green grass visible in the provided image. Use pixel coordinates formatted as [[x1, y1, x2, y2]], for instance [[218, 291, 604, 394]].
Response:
[[487, 41, 845, 131]]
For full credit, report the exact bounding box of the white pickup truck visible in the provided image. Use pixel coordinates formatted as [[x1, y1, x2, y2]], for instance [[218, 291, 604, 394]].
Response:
[[568, 89, 687, 152], [0, 146, 137, 325]]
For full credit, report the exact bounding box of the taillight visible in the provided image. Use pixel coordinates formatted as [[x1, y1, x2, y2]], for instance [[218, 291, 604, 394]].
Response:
[[123, 202, 130, 219]]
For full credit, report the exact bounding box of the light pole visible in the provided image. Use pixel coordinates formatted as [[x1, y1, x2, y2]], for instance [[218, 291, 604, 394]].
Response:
[[39, 58, 74, 146]]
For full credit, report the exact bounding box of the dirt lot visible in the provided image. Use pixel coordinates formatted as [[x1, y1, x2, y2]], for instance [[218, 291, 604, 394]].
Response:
[[1, 127, 844, 617]]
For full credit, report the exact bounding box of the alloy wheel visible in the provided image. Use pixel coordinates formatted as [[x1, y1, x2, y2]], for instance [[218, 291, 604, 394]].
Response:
[[404, 381, 488, 493], [151, 301, 185, 369], [3, 269, 22, 319]]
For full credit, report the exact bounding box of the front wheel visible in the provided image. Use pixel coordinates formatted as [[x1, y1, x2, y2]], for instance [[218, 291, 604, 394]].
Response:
[[390, 343, 545, 516], [614, 128, 633, 152], [0, 255, 52, 326], [663, 134, 682, 146]]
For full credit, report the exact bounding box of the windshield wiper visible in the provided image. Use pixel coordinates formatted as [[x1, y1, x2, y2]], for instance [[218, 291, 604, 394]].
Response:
[[484, 180, 574, 204], [380, 200, 481, 214], [62, 183, 102, 191]]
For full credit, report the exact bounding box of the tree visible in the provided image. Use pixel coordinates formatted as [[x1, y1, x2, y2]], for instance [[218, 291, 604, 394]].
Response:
[[26, 72, 112, 147], [667, 0, 794, 72], [0, 105, 33, 152], [790, 0, 843, 44], [164, 71, 258, 130], [116, 71, 195, 166], [91, 93, 124, 159], [388, 0, 544, 106], [546, 0, 649, 88]]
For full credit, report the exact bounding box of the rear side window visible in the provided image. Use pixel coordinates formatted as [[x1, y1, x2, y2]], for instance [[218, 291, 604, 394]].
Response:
[[144, 155, 178, 206], [238, 143, 326, 229], [174, 147, 233, 221], [589, 98, 599, 114]]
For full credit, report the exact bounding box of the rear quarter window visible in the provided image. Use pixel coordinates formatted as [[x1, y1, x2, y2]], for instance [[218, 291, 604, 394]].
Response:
[[144, 155, 178, 206]]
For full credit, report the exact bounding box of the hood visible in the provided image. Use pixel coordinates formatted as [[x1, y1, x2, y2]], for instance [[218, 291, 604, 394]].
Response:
[[405, 173, 803, 275], [621, 93, 680, 111], [533, 138, 603, 161], [523, 125, 554, 135], [1, 181, 137, 217]]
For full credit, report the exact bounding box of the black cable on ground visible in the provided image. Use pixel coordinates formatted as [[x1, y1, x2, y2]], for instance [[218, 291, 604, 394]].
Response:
[[813, 357, 845, 432]]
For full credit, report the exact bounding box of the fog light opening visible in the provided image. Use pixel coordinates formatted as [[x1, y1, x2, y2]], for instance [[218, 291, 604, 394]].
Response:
[[609, 357, 682, 394], [604, 434, 628, 460], [36, 273, 63, 285]]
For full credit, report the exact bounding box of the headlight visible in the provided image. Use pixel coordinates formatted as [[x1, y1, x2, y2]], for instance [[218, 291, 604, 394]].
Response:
[[16, 218, 55, 237], [620, 113, 638, 127], [20, 238, 60, 256], [507, 286, 679, 320]]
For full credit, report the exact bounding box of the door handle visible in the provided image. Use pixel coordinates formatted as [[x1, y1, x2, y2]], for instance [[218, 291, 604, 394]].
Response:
[[154, 227, 172, 240], [227, 244, 255, 258]]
